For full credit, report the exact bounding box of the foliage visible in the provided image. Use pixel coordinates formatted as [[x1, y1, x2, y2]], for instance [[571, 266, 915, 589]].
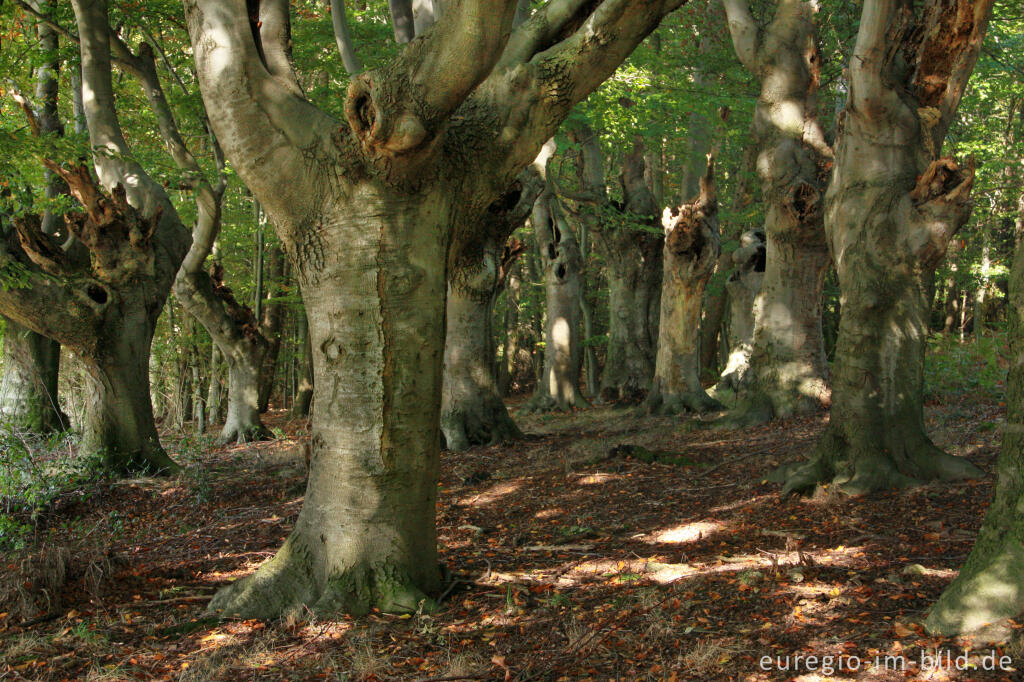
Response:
[[0, 427, 100, 551], [924, 331, 1009, 404]]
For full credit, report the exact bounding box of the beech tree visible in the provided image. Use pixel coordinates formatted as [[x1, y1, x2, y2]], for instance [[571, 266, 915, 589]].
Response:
[[781, 0, 993, 495], [714, 229, 765, 394], [523, 158, 590, 413], [568, 124, 663, 404], [187, 0, 685, 618], [646, 154, 721, 415], [721, 0, 832, 424], [0, 0, 191, 474], [0, 10, 67, 435]]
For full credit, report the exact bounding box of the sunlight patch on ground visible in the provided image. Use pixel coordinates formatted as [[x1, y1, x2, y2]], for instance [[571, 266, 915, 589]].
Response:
[[534, 508, 565, 519], [573, 473, 625, 486], [709, 494, 774, 513], [458, 481, 524, 507], [643, 520, 726, 544]]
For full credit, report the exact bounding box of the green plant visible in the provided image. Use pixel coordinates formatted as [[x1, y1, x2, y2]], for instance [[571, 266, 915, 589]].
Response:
[[924, 331, 1008, 403]]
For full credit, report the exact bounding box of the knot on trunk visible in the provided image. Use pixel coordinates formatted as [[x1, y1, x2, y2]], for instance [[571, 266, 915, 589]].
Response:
[[910, 156, 972, 206], [345, 74, 431, 183]]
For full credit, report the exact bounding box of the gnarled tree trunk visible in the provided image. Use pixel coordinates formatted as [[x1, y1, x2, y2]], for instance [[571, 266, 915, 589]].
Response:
[[523, 184, 589, 412], [187, 0, 685, 619], [780, 0, 992, 496], [441, 169, 540, 450], [722, 0, 832, 424], [647, 156, 720, 415]]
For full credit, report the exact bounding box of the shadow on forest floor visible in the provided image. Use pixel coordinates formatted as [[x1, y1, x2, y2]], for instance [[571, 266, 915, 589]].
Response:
[[0, 397, 1014, 680]]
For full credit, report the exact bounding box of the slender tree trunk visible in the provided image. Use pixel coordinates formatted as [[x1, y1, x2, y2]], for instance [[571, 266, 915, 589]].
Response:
[[523, 187, 589, 412], [258, 247, 287, 412], [780, 0, 993, 495], [207, 343, 224, 425], [0, 8, 67, 435], [647, 156, 721, 415], [291, 306, 313, 417]]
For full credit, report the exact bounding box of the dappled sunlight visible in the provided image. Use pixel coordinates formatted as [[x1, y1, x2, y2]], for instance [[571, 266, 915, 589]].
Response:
[[573, 473, 625, 486], [642, 519, 727, 544], [457, 480, 523, 507]]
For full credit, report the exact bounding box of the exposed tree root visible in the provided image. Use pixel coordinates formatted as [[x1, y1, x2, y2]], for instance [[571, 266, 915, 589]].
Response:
[[206, 536, 438, 620], [519, 391, 589, 415], [778, 426, 983, 497], [645, 388, 721, 416], [215, 421, 273, 447], [441, 403, 523, 452]]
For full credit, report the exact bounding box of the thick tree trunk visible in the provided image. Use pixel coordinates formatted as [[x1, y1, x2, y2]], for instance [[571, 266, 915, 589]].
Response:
[[779, 0, 993, 495], [0, 320, 67, 433], [441, 286, 522, 450], [258, 247, 287, 412], [188, 0, 687, 620], [927, 222, 1024, 639], [714, 230, 765, 395], [647, 157, 721, 415], [441, 167, 538, 448], [221, 346, 272, 444], [207, 343, 224, 425], [523, 189, 589, 412], [208, 189, 448, 619], [601, 257, 660, 403], [722, 0, 832, 424], [570, 129, 662, 404], [81, 307, 177, 474]]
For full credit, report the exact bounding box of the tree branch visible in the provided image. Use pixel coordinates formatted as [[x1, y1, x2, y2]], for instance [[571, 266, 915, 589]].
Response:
[[329, 0, 362, 74], [344, 0, 519, 162], [848, 0, 900, 116], [721, 0, 760, 72], [256, 0, 304, 96], [388, 0, 414, 43]]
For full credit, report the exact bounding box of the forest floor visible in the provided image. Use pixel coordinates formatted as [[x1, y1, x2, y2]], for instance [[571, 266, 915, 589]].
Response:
[[0, 394, 1015, 681]]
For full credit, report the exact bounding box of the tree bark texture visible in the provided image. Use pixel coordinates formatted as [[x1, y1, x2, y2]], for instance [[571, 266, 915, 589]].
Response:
[[0, 320, 67, 433], [781, 0, 993, 495], [188, 0, 685, 618], [647, 156, 721, 415], [723, 0, 832, 423]]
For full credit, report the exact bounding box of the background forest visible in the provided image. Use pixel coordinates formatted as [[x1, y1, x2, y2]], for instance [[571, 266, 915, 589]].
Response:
[[0, 0, 1023, 679]]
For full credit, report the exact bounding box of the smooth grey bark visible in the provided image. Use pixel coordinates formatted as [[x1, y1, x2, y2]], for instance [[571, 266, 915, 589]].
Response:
[[188, 0, 684, 619], [523, 184, 589, 412], [388, 0, 415, 43], [722, 0, 832, 423], [927, 227, 1024, 639], [258, 247, 287, 412], [330, 0, 363, 74], [647, 156, 721, 415], [714, 230, 765, 395], [781, 0, 992, 496]]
